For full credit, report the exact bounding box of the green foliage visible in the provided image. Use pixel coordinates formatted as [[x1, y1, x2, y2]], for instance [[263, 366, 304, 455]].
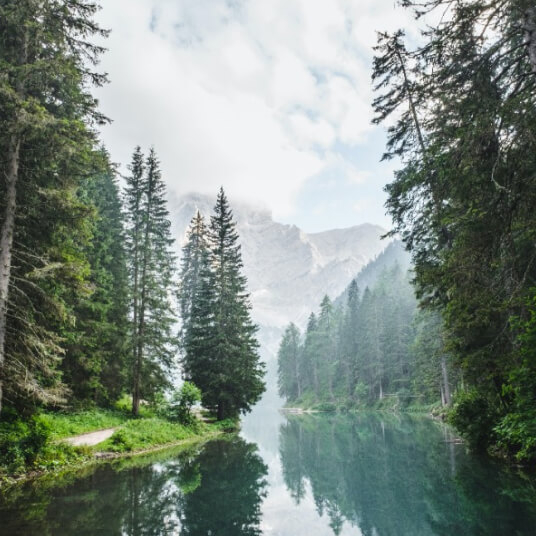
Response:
[[371, 0, 536, 462], [101, 418, 200, 453], [123, 147, 178, 415], [0, 0, 111, 412], [277, 263, 452, 412], [0, 413, 51, 474], [165, 382, 202, 425], [183, 188, 265, 420], [449, 390, 497, 452]]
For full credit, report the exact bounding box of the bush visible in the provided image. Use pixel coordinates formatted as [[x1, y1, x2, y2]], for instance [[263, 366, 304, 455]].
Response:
[[494, 411, 536, 462], [165, 382, 202, 425], [0, 414, 51, 474], [448, 389, 497, 452]]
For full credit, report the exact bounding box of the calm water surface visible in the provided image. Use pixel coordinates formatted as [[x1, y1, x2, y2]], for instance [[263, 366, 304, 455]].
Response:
[[1, 410, 535, 535]]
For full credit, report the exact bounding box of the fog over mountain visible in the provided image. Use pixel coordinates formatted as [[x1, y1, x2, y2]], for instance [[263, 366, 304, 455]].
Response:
[[171, 192, 390, 332]]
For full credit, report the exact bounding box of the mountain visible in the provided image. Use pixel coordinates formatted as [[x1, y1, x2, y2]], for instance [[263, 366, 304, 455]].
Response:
[[170, 192, 390, 330], [335, 240, 412, 307]]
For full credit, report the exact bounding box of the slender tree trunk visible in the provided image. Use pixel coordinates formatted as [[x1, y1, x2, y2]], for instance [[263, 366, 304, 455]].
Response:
[[0, 136, 21, 414], [525, 7, 536, 76], [440, 354, 451, 405], [217, 400, 224, 421]]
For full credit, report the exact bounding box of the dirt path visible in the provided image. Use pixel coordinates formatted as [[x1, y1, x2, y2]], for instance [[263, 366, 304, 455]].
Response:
[[64, 428, 117, 447]]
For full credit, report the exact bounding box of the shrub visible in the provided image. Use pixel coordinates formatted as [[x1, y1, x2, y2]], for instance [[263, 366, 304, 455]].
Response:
[[448, 389, 497, 452], [165, 382, 202, 425], [0, 414, 51, 474]]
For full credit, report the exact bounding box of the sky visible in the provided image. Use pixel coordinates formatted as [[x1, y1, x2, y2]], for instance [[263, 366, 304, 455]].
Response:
[[93, 0, 417, 232]]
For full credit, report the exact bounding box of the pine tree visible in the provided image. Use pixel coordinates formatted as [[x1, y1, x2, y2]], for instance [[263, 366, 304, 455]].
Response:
[[178, 211, 209, 345], [62, 150, 129, 405], [124, 146, 145, 410], [184, 188, 265, 419], [0, 0, 108, 413], [124, 147, 178, 415], [373, 0, 536, 458]]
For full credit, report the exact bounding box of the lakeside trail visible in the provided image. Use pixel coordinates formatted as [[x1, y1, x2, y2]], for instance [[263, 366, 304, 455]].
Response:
[[64, 428, 117, 447]]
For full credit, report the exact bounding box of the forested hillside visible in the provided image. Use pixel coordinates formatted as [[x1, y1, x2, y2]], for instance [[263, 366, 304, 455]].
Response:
[[278, 256, 457, 412]]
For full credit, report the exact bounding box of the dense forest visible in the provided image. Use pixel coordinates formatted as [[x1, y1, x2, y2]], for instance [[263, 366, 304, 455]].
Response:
[[279, 0, 536, 463], [0, 0, 264, 474], [277, 251, 458, 411]]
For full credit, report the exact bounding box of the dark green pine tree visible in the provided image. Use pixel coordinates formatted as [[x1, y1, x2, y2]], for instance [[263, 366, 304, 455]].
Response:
[[0, 0, 108, 413], [184, 188, 265, 420], [125, 147, 178, 415], [123, 146, 145, 410], [178, 211, 209, 345], [63, 150, 130, 406]]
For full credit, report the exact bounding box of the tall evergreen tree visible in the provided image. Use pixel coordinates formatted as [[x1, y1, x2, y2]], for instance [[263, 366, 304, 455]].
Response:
[[62, 151, 129, 405], [0, 0, 108, 413], [178, 211, 209, 345], [184, 188, 265, 420], [123, 146, 145, 410], [124, 147, 177, 415], [373, 0, 536, 459]]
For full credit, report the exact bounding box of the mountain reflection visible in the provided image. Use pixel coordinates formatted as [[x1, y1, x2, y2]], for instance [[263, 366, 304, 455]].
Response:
[[0, 437, 268, 536], [278, 413, 536, 536]]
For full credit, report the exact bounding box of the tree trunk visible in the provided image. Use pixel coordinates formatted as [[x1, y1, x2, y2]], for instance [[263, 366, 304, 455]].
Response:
[[525, 7, 536, 76], [217, 400, 224, 421], [0, 136, 21, 414], [440, 354, 451, 405]]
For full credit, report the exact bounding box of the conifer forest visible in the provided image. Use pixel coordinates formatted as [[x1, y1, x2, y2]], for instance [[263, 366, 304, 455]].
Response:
[[1, 1, 536, 535]]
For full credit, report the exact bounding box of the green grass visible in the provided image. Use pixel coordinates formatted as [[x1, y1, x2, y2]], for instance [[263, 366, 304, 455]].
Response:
[[98, 418, 205, 453], [1, 406, 235, 482], [43, 410, 130, 440]]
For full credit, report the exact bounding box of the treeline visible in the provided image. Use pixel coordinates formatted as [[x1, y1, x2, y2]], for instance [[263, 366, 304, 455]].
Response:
[[277, 263, 457, 410], [0, 1, 263, 422], [369, 0, 536, 462]]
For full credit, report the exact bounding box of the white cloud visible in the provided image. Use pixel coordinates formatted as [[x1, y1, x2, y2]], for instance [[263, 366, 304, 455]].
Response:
[[93, 0, 417, 221]]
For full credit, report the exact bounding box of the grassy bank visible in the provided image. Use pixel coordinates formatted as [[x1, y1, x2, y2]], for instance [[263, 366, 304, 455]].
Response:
[[0, 408, 238, 484]]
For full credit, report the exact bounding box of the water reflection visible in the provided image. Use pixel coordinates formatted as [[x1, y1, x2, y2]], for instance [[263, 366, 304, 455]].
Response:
[[278, 413, 536, 536], [1, 414, 535, 536], [0, 437, 268, 536]]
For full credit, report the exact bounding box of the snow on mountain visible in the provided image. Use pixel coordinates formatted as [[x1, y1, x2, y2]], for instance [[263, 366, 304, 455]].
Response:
[[170, 192, 390, 330]]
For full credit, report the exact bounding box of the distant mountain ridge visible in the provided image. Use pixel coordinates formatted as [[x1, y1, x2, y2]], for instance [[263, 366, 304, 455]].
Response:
[[170, 192, 390, 330], [335, 240, 412, 307]]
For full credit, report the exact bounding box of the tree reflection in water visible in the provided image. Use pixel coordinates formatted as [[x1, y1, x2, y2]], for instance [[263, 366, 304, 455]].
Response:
[[279, 413, 536, 536], [0, 437, 268, 536]]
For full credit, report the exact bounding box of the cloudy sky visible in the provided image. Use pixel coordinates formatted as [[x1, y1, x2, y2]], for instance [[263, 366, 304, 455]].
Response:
[[94, 0, 417, 232]]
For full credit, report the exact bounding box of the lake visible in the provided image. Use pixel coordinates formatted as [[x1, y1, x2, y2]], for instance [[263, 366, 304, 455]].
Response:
[[1, 410, 535, 535]]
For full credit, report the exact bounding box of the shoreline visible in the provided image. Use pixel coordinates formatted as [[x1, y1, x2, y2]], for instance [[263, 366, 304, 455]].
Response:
[[0, 427, 227, 489]]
